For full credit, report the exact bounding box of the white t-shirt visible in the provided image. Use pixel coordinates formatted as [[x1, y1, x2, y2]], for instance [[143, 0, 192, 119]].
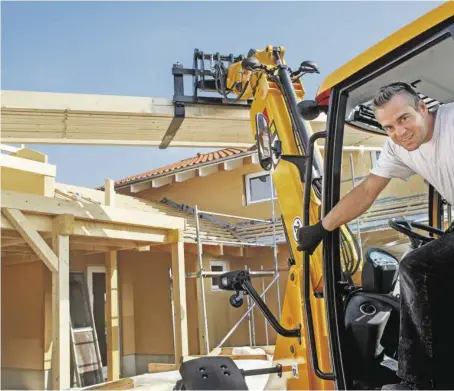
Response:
[[371, 102, 454, 206]]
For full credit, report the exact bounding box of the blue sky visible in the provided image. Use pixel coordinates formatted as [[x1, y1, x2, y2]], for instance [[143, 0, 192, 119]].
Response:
[[2, 1, 442, 187]]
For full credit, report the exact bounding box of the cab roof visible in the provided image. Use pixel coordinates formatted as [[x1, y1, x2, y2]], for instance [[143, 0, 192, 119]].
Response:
[[317, 2, 454, 97]]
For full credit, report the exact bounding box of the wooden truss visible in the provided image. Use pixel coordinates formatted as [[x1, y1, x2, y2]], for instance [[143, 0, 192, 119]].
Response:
[[1, 185, 188, 390]]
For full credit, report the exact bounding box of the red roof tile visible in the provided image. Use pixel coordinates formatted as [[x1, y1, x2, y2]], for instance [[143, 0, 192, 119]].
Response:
[[114, 147, 252, 187]]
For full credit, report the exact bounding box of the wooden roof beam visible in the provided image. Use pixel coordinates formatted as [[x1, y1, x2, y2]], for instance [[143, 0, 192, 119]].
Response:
[[185, 242, 224, 256], [152, 176, 173, 188], [0, 153, 56, 177], [175, 170, 196, 183], [70, 236, 145, 248], [223, 245, 244, 257], [69, 243, 125, 253], [222, 158, 244, 171], [243, 153, 259, 165], [130, 181, 152, 193], [1, 190, 185, 231], [198, 165, 219, 177], [1, 212, 169, 244], [1, 208, 58, 273], [203, 244, 224, 257]]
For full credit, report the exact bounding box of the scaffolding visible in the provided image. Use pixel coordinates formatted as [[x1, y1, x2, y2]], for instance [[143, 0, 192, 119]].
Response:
[[190, 205, 282, 354], [165, 171, 282, 355]]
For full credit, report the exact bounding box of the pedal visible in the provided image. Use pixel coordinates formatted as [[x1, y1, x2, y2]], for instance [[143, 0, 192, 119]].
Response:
[[380, 356, 398, 372], [175, 357, 248, 390]]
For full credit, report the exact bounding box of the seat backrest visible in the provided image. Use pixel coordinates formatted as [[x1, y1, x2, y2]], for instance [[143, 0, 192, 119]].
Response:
[[344, 291, 400, 371], [362, 248, 399, 294]]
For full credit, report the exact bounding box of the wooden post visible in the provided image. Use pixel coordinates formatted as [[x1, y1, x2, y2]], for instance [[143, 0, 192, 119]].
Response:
[[170, 229, 189, 365], [0, 240, 2, 388], [105, 178, 115, 207], [105, 177, 120, 380], [51, 234, 70, 390], [196, 280, 207, 355], [106, 250, 120, 381]]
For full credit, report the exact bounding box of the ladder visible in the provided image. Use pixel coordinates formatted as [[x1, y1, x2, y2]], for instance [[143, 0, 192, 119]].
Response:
[[69, 272, 104, 387]]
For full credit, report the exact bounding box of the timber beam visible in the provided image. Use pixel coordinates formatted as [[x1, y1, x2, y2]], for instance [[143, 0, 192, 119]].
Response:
[[1, 190, 185, 231], [185, 242, 225, 257], [1, 211, 170, 244], [2, 208, 58, 273]]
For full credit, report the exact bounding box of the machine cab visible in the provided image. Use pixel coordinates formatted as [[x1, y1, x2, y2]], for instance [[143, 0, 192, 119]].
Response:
[[305, 3, 454, 389]]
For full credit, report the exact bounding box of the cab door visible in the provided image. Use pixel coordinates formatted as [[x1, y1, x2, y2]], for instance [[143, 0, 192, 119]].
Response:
[[320, 9, 454, 389]]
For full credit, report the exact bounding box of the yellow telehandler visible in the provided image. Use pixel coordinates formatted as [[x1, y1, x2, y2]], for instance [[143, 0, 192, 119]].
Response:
[[170, 3, 454, 389]]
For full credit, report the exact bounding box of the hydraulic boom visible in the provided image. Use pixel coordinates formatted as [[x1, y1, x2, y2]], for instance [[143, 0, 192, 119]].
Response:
[[172, 46, 361, 390]]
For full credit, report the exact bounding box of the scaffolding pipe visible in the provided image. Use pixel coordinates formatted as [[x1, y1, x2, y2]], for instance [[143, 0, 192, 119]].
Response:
[[195, 205, 210, 354], [318, 145, 382, 152], [269, 170, 281, 317], [185, 270, 276, 278], [349, 154, 364, 261], [197, 239, 270, 247], [261, 265, 269, 346], [245, 266, 253, 347], [198, 210, 270, 223], [248, 267, 256, 347], [216, 273, 279, 349]]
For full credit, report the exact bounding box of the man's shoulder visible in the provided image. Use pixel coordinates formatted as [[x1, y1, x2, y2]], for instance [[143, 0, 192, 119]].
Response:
[[435, 103, 454, 137], [381, 137, 399, 155], [438, 102, 454, 118]]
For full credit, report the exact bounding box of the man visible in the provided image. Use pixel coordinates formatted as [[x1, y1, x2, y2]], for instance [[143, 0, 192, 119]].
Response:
[[297, 82, 454, 390]]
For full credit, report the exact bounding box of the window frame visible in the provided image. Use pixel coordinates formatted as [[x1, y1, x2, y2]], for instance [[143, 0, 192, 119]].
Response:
[[244, 171, 277, 205], [86, 265, 106, 317], [209, 259, 229, 291]]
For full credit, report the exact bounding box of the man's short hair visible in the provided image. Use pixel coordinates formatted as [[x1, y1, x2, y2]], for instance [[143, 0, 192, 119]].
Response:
[[372, 82, 421, 111]]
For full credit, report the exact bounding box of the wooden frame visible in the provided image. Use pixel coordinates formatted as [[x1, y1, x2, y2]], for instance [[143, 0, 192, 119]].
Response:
[[1, 184, 189, 388], [1, 154, 56, 177], [1, 190, 184, 231]]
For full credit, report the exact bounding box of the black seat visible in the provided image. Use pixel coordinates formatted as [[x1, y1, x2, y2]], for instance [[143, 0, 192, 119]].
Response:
[[344, 248, 401, 387]]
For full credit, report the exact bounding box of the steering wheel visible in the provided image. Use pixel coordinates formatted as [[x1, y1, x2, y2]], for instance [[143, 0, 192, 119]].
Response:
[[388, 218, 445, 248]]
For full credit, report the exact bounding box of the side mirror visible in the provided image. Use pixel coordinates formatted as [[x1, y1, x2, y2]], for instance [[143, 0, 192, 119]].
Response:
[[255, 113, 273, 171], [297, 100, 328, 121], [299, 60, 320, 74]]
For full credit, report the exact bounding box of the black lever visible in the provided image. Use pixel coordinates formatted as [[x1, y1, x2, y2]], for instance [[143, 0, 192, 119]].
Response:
[[219, 270, 301, 340]]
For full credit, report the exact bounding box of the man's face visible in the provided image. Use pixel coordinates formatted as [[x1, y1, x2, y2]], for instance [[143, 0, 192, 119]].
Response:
[[374, 93, 429, 151]]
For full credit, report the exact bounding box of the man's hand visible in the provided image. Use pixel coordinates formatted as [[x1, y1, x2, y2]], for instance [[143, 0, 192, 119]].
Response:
[[296, 220, 329, 254]]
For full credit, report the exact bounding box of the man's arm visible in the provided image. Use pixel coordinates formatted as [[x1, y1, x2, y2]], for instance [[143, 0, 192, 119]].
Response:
[[297, 173, 390, 253], [322, 173, 391, 231]]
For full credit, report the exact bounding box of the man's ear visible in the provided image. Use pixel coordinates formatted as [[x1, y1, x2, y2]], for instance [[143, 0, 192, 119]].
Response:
[[417, 100, 428, 114]]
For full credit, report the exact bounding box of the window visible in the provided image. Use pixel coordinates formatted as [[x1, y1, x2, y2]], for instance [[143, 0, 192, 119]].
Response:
[[245, 171, 277, 205], [210, 260, 229, 291]]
